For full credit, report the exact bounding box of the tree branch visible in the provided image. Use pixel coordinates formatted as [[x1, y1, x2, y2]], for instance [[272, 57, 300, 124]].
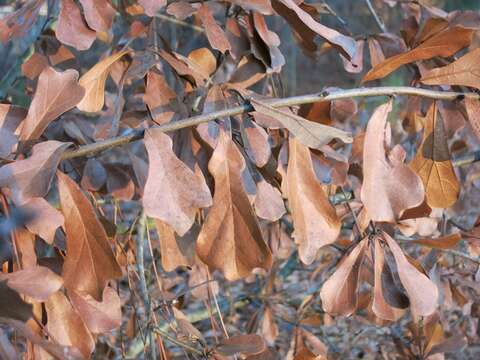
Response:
[[61, 86, 480, 161]]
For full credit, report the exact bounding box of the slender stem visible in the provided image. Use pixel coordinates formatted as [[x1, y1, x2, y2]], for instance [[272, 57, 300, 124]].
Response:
[[152, 327, 204, 356], [364, 0, 386, 33], [60, 86, 479, 161]]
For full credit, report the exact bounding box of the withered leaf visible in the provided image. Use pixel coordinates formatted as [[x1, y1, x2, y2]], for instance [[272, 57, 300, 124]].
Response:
[[215, 334, 266, 356], [58, 171, 122, 300], [320, 239, 367, 316], [250, 98, 352, 149], [363, 26, 474, 82], [0, 266, 63, 302], [139, 0, 166, 16], [69, 286, 121, 333], [20, 67, 85, 141], [198, 4, 232, 54], [254, 179, 286, 222], [77, 50, 130, 113], [196, 130, 272, 280], [143, 129, 212, 236], [0, 141, 71, 205], [45, 291, 95, 359], [23, 197, 64, 244], [287, 138, 341, 264], [410, 233, 462, 250], [465, 98, 480, 140], [421, 48, 480, 89], [410, 102, 460, 208], [372, 238, 405, 321], [228, 0, 273, 14], [383, 232, 438, 317], [56, 0, 96, 51], [0, 281, 33, 322], [155, 219, 194, 272], [360, 101, 424, 222], [275, 0, 356, 60], [79, 0, 115, 33], [144, 69, 178, 125]]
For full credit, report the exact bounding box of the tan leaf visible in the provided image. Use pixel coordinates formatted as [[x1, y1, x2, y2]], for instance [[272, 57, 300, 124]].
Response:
[[0, 266, 63, 302], [275, 0, 356, 60], [465, 97, 480, 140], [155, 219, 194, 272], [261, 306, 278, 345], [360, 101, 424, 222], [69, 286, 121, 333], [78, 0, 115, 33], [0, 141, 71, 204], [363, 26, 474, 82], [56, 0, 96, 51], [139, 0, 166, 16], [250, 98, 352, 149], [372, 238, 405, 321], [421, 48, 480, 89], [143, 129, 212, 236], [197, 4, 231, 53], [77, 50, 129, 112], [320, 239, 367, 316], [188, 47, 217, 76], [410, 233, 462, 250], [382, 232, 438, 317], [45, 291, 95, 359], [215, 334, 266, 356], [23, 197, 64, 244], [144, 69, 178, 124], [196, 130, 272, 280], [410, 102, 460, 208], [287, 138, 341, 264], [254, 179, 286, 222], [19, 67, 85, 140], [58, 171, 122, 300]]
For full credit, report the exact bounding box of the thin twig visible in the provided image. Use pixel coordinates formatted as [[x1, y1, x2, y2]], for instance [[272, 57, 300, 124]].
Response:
[[60, 86, 480, 161], [152, 327, 205, 356], [364, 0, 387, 33], [155, 13, 205, 33]]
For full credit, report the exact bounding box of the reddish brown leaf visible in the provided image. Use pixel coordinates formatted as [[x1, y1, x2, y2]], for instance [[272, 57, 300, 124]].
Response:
[[45, 291, 95, 358], [69, 286, 121, 333], [21, 52, 48, 80], [188, 47, 217, 76], [166, 1, 195, 19], [0, 266, 63, 302], [155, 219, 194, 271], [79, 0, 115, 33], [287, 138, 341, 264], [58, 171, 122, 300], [23, 197, 64, 244], [56, 0, 96, 51], [465, 97, 480, 140], [360, 101, 424, 222], [320, 239, 367, 316], [252, 12, 285, 72], [363, 26, 474, 82], [0, 141, 71, 204], [77, 50, 130, 113], [19, 67, 85, 141], [383, 232, 438, 317], [421, 48, 480, 89], [196, 130, 272, 280], [275, 0, 356, 60], [215, 334, 266, 356], [139, 0, 167, 16], [410, 233, 462, 250], [143, 129, 212, 236], [144, 69, 178, 124], [410, 102, 460, 208], [197, 4, 232, 54]]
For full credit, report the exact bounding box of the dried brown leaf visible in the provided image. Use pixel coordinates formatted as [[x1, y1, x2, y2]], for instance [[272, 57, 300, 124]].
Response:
[[254, 179, 286, 222], [196, 130, 272, 280], [143, 129, 212, 235], [58, 171, 122, 300], [56, 0, 96, 51], [198, 4, 231, 53], [139, 0, 166, 16], [20, 67, 85, 140], [216, 334, 266, 356], [410, 102, 460, 208], [79, 0, 115, 33], [23, 197, 64, 244]]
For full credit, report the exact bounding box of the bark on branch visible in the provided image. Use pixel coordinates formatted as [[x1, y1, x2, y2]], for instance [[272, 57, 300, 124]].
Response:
[[61, 86, 479, 161]]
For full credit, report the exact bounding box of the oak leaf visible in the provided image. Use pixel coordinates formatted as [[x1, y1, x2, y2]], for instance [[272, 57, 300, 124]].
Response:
[[196, 130, 272, 280], [143, 129, 212, 236], [410, 102, 460, 208], [58, 171, 122, 300], [77, 50, 130, 112], [286, 138, 341, 264], [421, 48, 480, 89], [363, 26, 474, 82], [0, 141, 71, 204], [20, 67, 85, 140], [360, 101, 424, 222]]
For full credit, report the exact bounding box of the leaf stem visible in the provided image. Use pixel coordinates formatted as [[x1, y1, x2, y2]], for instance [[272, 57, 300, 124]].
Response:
[[60, 86, 480, 161]]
